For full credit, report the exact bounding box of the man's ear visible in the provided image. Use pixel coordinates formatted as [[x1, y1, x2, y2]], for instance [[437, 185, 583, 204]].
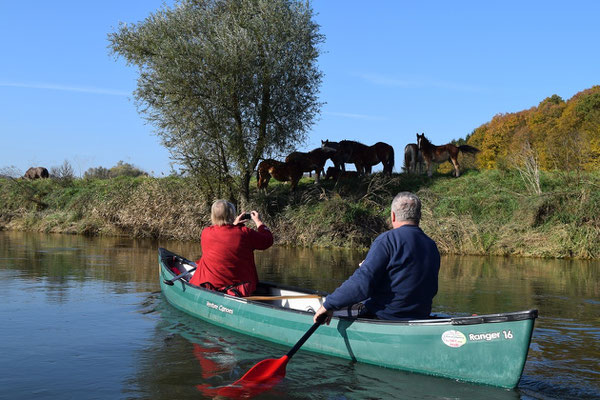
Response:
[[391, 211, 396, 223]]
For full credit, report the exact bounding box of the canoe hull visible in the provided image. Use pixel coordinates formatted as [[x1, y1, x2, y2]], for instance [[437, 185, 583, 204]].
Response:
[[159, 248, 536, 389]]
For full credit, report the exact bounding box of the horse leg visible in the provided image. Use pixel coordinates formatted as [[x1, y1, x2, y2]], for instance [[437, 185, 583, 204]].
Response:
[[257, 171, 263, 189], [451, 157, 460, 177], [291, 173, 302, 191], [355, 163, 363, 175], [426, 161, 433, 177], [383, 163, 390, 176], [258, 173, 270, 190]]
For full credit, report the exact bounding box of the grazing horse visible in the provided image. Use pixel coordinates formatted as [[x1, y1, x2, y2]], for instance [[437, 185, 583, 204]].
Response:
[[285, 147, 336, 183], [257, 159, 303, 191], [321, 140, 395, 175], [403, 143, 425, 174], [416, 133, 480, 177], [321, 140, 361, 172], [324, 167, 359, 181], [24, 167, 49, 179], [368, 142, 395, 175]]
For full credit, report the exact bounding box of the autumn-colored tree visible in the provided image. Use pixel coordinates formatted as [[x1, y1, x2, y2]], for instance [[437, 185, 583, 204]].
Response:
[[471, 111, 527, 170], [573, 87, 600, 168], [526, 94, 565, 169], [466, 86, 600, 171]]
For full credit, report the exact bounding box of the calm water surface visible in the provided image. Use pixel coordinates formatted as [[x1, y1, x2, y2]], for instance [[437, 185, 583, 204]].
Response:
[[0, 231, 598, 399]]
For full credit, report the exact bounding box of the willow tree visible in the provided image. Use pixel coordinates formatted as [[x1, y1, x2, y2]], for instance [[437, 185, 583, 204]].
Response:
[[108, 0, 323, 201]]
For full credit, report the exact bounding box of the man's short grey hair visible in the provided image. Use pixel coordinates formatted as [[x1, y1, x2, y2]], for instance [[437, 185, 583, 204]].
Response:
[[391, 192, 421, 224]]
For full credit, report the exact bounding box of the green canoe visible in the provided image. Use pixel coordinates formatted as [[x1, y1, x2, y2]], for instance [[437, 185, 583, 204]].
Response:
[[159, 248, 537, 389]]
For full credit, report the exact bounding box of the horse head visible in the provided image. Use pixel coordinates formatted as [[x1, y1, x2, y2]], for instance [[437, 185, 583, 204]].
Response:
[[325, 166, 338, 180], [256, 160, 272, 189], [416, 133, 429, 150], [321, 140, 339, 151], [318, 146, 336, 156]]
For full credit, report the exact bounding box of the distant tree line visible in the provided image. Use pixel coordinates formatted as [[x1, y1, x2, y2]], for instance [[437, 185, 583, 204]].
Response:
[[466, 86, 600, 171]]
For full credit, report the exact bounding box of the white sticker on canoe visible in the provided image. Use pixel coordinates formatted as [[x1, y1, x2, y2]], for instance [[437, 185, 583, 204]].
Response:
[[442, 330, 467, 348], [206, 301, 234, 315]]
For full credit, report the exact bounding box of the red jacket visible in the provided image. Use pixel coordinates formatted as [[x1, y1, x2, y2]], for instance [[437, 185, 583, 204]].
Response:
[[189, 224, 273, 296]]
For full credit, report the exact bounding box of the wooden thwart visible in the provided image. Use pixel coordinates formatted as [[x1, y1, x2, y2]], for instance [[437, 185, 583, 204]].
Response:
[[244, 294, 323, 301]]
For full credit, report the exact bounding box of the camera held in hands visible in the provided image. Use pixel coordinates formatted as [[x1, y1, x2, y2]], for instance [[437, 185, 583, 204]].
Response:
[[240, 213, 251, 220]]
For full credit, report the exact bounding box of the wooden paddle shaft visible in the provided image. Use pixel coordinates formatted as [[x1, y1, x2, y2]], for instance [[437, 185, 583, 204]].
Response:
[[244, 294, 323, 301]]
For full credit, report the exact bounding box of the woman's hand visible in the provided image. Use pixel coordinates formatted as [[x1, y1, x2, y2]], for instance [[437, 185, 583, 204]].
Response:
[[234, 212, 250, 225], [250, 211, 264, 227]]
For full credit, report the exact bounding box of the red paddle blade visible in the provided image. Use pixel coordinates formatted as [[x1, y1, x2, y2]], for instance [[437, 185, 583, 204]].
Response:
[[214, 355, 290, 398], [238, 355, 289, 384]]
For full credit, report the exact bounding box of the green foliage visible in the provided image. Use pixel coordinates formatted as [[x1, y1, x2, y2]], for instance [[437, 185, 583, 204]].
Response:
[[575, 91, 600, 121], [50, 160, 75, 184], [107, 161, 147, 178], [108, 0, 324, 201], [84, 161, 147, 179], [84, 166, 110, 179]]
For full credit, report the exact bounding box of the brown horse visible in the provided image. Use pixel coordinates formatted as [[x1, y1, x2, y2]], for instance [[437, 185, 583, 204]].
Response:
[[257, 159, 303, 191], [403, 143, 425, 174], [285, 147, 336, 183], [324, 167, 359, 181], [416, 133, 480, 177], [24, 167, 49, 179], [321, 140, 395, 175]]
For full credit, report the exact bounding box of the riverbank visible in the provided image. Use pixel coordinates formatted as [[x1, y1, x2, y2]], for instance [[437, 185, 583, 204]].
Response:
[[1, 169, 599, 258]]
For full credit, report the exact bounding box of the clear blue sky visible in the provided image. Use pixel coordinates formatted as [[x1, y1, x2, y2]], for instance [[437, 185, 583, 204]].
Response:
[[2, 1, 599, 176]]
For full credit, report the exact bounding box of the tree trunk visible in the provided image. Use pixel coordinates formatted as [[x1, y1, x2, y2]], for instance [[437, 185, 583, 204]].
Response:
[[240, 171, 251, 203]]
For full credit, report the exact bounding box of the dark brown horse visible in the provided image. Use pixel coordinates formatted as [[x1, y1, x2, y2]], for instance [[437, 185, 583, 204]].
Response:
[[257, 159, 303, 191], [321, 140, 395, 175], [284, 147, 336, 183], [416, 133, 480, 177], [403, 143, 425, 174], [324, 167, 359, 181]]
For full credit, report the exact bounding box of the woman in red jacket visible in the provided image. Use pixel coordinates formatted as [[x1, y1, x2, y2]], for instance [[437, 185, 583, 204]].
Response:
[[189, 200, 273, 297]]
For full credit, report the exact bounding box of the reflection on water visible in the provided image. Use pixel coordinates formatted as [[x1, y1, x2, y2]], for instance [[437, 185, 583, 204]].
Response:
[[0, 231, 598, 399], [133, 301, 522, 400]]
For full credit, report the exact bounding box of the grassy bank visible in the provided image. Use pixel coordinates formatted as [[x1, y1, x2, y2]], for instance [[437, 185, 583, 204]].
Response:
[[1, 169, 600, 259]]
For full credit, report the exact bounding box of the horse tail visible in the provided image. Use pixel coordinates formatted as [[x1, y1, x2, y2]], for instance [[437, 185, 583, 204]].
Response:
[[458, 145, 480, 155], [386, 145, 395, 175], [403, 146, 411, 172]]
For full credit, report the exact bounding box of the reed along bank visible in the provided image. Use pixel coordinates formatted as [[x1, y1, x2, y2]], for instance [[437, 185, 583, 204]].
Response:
[[1, 169, 600, 259]]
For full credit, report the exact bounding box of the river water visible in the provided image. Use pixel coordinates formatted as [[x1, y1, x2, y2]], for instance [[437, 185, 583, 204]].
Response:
[[0, 231, 598, 399]]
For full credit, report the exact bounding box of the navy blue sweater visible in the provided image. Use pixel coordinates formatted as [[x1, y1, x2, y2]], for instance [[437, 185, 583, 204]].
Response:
[[323, 225, 440, 320]]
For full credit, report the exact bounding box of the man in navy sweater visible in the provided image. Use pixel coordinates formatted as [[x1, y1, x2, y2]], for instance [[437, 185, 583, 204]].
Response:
[[313, 192, 440, 323]]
